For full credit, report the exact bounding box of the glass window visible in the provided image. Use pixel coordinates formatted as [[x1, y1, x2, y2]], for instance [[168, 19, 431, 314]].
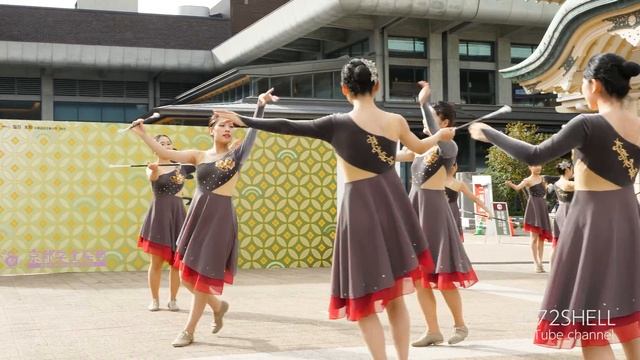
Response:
[[389, 66, 427, 99], [54, 102, 147, 122], [332, 72, 343, 100], [125, 104, 148, 120], [512, 84, 557, 107], [54, 102, 78, 121], [459, 41, 494, 62], [327, 39, 370, 58], [102, 104, 125, 123], [271, 76, 292, 97], [388, 37, 427, 57], [456, 131, 471, 172], [0, 100, 41, 120], [253, 78, 269, 95], [313, 72, 333, 99], [78, 103, 101, 122], [511, 44, 536, 63], [475, 142, 492, 170], [460, 70, 495, 104], [292, 74, 313, 98]]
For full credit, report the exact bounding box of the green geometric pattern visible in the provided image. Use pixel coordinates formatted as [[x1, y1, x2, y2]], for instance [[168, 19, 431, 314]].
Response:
[[0, 120, 336, 275]]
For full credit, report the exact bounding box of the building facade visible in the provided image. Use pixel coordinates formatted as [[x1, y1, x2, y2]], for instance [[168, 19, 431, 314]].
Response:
[[153, 0, 574, 172], [0, 2, 230, 123], [0, 0, 577, 172]]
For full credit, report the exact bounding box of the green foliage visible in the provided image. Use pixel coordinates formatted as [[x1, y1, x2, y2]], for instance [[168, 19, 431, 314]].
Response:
[[483, 122, 561, 215]]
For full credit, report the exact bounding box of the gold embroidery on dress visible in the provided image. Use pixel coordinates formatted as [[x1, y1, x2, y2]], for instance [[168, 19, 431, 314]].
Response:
[[612, 138, 639, 180], [366, 135, 395, 165], [423, 148, 440, 166], [215, 158, 236, 171], [170, 169, 185, 185]]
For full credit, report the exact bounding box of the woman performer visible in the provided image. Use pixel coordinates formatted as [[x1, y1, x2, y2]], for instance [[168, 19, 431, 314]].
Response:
[[444, 162, 493, 241], [470, 53, 640, 359], [550, 160, 574, 247], [130, 91, 277, 347], [506, 165, 552, 273], [138, 135, 194, 312], [396, 82, 477, 347], [214, 58, 455, 360]]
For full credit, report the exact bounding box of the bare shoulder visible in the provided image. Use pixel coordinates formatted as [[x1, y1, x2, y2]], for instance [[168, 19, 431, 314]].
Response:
[[385, 112, 409, 131]]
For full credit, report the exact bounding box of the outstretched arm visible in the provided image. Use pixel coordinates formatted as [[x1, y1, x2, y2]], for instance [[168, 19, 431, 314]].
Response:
[[469, 115, 587, 165], [130, 121, 201, 165], [396, 146, 416, 162], [235, 89, 279, 162], [506, 179, 527, 192], [398, 115, 455, 154], [214, 110, 334, 143], [418, 81, 458, 158], [459, 182, 493, 218]]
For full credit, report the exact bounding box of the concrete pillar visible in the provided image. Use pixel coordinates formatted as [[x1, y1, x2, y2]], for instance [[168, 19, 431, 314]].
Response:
[[428, 32, 444, 102], [148, 77, 155, 111], [446, 34, 461, 103], [497, 37, 513, 106], [382, 30, 390, 102], [371, 30, 386, 102], [41, 70, 54, 120]]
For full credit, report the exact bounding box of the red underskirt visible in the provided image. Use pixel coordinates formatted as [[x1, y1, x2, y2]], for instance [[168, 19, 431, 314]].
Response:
[[173, 254, 233, 295], [524, 223, 553, 242], [137, 236, 176, 267], [426, 269, 478, 290], [328, 249, 435, 321]]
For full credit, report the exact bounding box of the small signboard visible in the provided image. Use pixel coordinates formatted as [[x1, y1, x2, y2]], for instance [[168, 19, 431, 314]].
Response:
[[492, 202, 512, 236]]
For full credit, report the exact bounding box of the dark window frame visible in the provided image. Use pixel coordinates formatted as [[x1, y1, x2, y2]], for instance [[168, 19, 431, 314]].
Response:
[[459, 40, 495, 62], [389, 65, 428, 99], [388, 36, 427, 58], [460, 69, 496, 105]]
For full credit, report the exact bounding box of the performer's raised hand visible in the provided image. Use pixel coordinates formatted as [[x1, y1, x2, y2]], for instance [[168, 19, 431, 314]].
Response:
[[130, 118, 146, 136], [469, 122, 491, 142], [417, 81, 431, 106], [213, 110, 245, 127], [258, 88, 279, 106], [435, 127, 455, 141]]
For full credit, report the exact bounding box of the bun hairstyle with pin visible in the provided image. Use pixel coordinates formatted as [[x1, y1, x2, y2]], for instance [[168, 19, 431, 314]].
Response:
[[583, 53, 640, 99], [556, 160, 572, 175], [341, 58, 378, 96]]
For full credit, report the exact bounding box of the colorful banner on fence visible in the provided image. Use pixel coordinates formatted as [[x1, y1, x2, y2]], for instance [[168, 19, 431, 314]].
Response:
[[0, 120, 337, 275]]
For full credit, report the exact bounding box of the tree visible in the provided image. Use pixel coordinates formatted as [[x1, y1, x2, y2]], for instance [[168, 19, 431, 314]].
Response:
[[484, 122, 563, 216]]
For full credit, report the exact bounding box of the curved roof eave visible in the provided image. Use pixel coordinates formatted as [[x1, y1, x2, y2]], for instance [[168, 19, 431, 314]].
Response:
[[500, 0, 630, 82], [211, 0, 560, 72]]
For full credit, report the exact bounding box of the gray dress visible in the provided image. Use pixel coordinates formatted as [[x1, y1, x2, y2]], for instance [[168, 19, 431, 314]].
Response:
[[174, 104, 262, 295], [408, 103, 477, 290], [238, 112, 434, 321], [523, 182, 553, 242], [552, 187, 573, 246], [445, 186, 464, 240], [483, 114, 640, 348], [138, 165, 193, 265]]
